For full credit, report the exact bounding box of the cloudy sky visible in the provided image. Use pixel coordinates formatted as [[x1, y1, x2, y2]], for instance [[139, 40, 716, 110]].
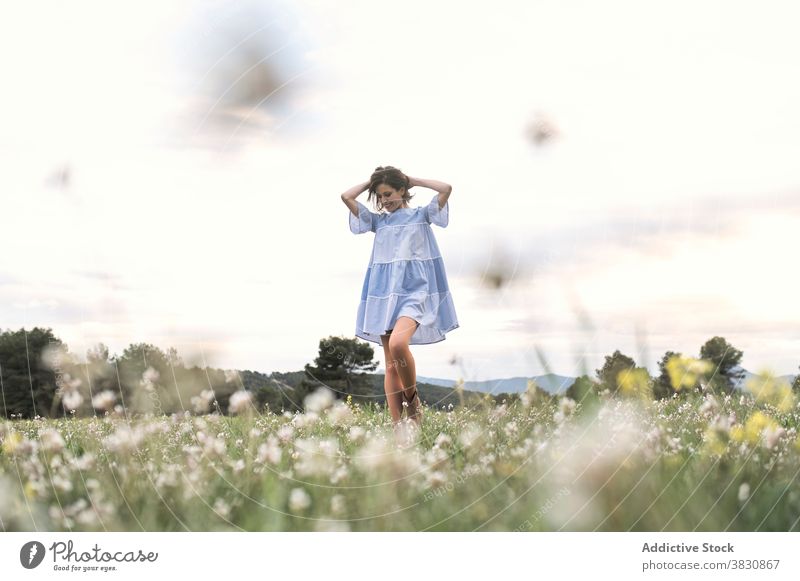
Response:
[[2, 0, 799, 385]]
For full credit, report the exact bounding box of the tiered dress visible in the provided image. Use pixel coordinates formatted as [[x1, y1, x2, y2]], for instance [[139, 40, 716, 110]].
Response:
[[349, 193, 459, 345]]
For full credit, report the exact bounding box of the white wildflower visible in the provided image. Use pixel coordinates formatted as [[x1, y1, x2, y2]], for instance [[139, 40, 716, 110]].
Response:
[[141, 367, 160, 391], [559, 397, 577, 416], [503, 421, 518, 437], [62, 390, 84, 412], [424, 446, 450, 471], [103, 425, 145, 454], [277, 424, 295, 443], [228, 390, 254, 415], [304, 387, 336, 414], [330, 494, 346, 515], [191, 389, 215, 414], [294, 437, 339, 477], [762, 425, 785, 450], [738, 482, 750, 503], [458, 423, 481, 449], [426, 471, 448, 488], [348, 425, 366, 443], [288, 487, 311, 512], [327, 402, 354, 425], [257, 435, 282, 465], [214, 498, 231, 518], [292, 411, 319, 429], [699, 395, 719, 416], [434, 433, 452, 449], [39, 428, 66, 453], [91, 390, 117, 412]]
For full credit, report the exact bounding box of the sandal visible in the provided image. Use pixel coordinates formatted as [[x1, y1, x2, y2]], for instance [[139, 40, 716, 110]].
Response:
[[402, 386, 423, 425]]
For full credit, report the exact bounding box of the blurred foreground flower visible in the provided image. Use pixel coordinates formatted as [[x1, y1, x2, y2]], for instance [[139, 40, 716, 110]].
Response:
[[730, 411, 784, 448], [91, 390, 117, 413], [228, 390, 254, 415], [665, 356, 713, 392], [617, 368, 652, 400], [745, 370, 795, 413], [526, 111, 560, 146], [140, 367, 160, 392], [289, 487, 311, 512], [304, 387, 335, 413], [191, 389, 215, 414], [738, 483, 750, 503]]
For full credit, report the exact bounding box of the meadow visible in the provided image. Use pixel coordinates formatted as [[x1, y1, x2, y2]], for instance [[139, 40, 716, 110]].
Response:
[[2, 381, 800, 532]]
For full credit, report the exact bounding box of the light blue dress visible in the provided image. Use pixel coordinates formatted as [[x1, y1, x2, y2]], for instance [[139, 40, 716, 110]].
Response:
[[349, 193, 460, 345]]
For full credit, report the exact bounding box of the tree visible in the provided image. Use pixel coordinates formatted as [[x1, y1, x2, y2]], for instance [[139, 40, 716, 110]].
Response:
[[595, 350, 637, 394], [0, 327, 67, 419], [112, 343, 170, 379], [654, 350, 683, 399], [86, 342, 110, 364], [699, 336, 744, 394], [566, 374, 598, 401], [792, 365, 800, 393], [111, 343, 176, 416], [298, 336, 378, 406]]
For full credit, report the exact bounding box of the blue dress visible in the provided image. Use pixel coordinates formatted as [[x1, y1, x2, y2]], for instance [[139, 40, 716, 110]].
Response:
[[349, 193, 460, 345]]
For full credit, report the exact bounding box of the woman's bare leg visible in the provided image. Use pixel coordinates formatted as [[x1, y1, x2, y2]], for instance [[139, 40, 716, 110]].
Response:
[[381, 333, 404, 423], [388, 317, 422, 423]]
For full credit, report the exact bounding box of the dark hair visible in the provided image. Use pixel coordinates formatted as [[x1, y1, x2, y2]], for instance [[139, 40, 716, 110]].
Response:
[[367, 165, 414, 213]]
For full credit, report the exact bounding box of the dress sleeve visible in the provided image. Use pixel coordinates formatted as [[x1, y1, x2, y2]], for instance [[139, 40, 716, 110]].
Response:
[[349, 200, 377, 234], [424, 193, 449, 228]]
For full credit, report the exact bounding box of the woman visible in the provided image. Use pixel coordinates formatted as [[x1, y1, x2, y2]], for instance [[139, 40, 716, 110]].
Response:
[[341, 166, 459, 428]]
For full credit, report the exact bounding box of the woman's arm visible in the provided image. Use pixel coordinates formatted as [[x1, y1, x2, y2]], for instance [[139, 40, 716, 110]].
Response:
[[341, 180, 370, 218], [408, 176, 452, 210]]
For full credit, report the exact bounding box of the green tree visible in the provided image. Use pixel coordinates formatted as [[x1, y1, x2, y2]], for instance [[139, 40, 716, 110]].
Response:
[[654, 350, 683, 399], [298, 336, 378, 406], [792, 365, 800, 393], [595, 350, 637, 394], [566, 374, 599, 403], [240, 370, 293, 414], [111, 343, 187, 415], [699, 336, 744, 394], [80, 342, 120, 416], [0, 327, 67, 419]]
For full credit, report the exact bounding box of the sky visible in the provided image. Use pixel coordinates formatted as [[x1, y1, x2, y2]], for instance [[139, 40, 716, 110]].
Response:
[[1, 0, 799, 384]]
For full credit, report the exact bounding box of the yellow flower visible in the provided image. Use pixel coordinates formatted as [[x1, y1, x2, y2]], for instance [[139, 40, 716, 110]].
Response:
[[665, 356, 713, 392], [731, 411, 778, 444], [617, 368, 652, 399], [24, 481, 37, 500], [745, 369, 795, 413], [703, 427, 728, 457], [1, 432, 22, 455]]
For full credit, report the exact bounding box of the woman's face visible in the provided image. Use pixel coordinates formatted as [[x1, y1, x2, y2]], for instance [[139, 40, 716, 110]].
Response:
[[375, 184, 406, 212]]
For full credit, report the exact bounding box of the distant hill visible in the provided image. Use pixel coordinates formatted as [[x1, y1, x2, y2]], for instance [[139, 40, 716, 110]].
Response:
[[417, 373, 577, 395], [728, 366, 797, 391]]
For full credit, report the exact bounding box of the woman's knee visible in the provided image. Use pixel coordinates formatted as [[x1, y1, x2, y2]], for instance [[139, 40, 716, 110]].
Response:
[[388, 337, 410, 359]]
